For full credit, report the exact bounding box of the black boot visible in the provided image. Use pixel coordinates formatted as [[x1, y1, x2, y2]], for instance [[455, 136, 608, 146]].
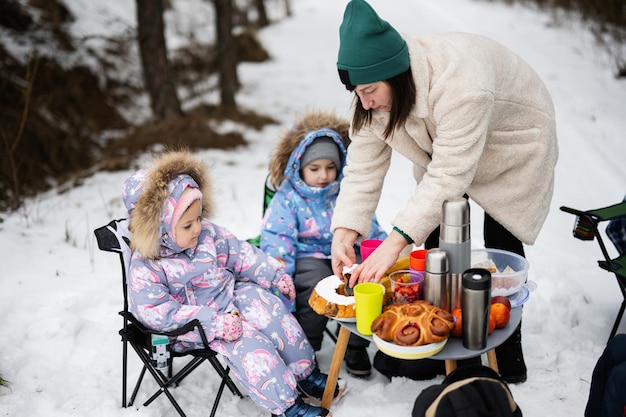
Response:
[[273, 397, 330, 417], [495, 321, 527, 383], [373, 351, 444, 380], [344, 347, 372, 377], [457, 356, 482, 368], [297, 368, 347, 403]]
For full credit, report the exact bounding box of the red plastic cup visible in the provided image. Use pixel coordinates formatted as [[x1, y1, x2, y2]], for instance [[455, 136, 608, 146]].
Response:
[[410, 249, 428, 271], [360, 239, 383, 261]]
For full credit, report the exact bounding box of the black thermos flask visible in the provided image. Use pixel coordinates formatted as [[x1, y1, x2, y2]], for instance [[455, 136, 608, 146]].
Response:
[[461, 268, 492, 350]]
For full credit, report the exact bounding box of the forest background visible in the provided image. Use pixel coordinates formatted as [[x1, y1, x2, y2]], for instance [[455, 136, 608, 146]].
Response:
[[0, 0, 624, 214]]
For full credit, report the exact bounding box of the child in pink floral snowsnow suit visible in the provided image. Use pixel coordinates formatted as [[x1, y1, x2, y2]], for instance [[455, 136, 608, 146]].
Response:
[[122, 150, 346, 417]]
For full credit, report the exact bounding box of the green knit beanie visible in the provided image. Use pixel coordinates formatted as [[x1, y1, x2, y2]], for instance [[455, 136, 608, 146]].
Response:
[[337, 0, 409, 88]]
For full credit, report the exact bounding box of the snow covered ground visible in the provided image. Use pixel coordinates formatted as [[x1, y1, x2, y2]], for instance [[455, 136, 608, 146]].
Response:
[[1, 0, 625, 416]]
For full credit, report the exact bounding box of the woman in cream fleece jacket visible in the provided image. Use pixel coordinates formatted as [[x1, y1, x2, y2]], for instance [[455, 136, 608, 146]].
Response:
[[331, 0, 558, 284], [330, 0, 558, 383]]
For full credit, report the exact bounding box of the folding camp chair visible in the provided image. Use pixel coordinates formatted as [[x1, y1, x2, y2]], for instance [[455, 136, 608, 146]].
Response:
[[94, 219, 243, 417], [560, 200, 626, 342]]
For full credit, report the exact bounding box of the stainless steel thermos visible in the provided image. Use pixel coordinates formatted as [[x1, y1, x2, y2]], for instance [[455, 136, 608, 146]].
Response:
[[461, 268, 492, 350], [424, 248, 449, 311], [439, 198, 471, 310]]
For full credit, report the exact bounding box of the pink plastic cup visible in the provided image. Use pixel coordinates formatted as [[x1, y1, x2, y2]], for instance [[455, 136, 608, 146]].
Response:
[[360, 239, 383, 261]]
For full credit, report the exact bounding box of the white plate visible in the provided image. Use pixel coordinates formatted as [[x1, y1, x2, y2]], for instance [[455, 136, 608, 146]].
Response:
[[507, 284, 530, 308], [331, 316, 356, 323], [372, 334, 447, 359]]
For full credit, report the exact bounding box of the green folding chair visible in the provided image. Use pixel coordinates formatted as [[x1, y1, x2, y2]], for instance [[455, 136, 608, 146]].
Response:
[[246, 175, 276, 248], [560, 200, 626, 342]]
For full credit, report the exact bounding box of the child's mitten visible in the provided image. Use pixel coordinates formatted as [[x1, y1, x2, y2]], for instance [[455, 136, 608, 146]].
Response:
[[275, 273, 296, 301], [215, 312, 243, 342]]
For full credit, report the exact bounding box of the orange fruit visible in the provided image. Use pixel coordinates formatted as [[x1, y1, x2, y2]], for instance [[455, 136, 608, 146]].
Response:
[[451, 308, 463, 337], [490, 303, 511, 329], [488, 312, 497, 334], [491, 295, 512, 311]]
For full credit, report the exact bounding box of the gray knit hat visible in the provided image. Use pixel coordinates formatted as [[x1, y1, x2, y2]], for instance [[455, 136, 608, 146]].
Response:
[[300, 137, 341, 169]]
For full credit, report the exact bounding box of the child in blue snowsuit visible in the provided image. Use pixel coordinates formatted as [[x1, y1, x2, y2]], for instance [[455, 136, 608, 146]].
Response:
[[122, 150, 345, 417], [260, 110, 387, 377]]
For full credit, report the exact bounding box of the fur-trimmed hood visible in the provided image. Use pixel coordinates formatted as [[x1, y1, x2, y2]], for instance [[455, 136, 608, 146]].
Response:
[[268, 109, 351, 188], [122, 150, 214, 259]]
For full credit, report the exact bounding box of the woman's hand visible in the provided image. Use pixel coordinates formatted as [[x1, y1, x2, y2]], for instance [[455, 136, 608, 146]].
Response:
[[348, 231, 408, 287], [331, 227, 359, 277]]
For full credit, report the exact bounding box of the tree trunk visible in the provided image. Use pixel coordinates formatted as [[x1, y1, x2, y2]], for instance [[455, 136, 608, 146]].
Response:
[[136, 0, 182, 120], [213, 0, 238, 109], [254, 0, 269, 27], [284, 0, 291, 17]]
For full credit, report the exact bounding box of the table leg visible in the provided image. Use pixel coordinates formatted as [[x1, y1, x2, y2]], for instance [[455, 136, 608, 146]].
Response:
[[321, 325, 350, 409], [445, 359, 457, 375], [486, 349, 499, 374]]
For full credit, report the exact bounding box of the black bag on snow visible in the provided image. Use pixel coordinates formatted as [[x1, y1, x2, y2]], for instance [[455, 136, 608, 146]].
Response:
[[412, 365, 522, 417]]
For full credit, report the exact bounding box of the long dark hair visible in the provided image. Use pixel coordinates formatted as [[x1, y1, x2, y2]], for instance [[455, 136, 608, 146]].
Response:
[[350, 69, 416, 140]]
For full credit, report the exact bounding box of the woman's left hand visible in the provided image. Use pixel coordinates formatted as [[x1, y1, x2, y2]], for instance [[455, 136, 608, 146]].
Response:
[[348, 232, 408, 287], [331, 227, 359, 277]]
